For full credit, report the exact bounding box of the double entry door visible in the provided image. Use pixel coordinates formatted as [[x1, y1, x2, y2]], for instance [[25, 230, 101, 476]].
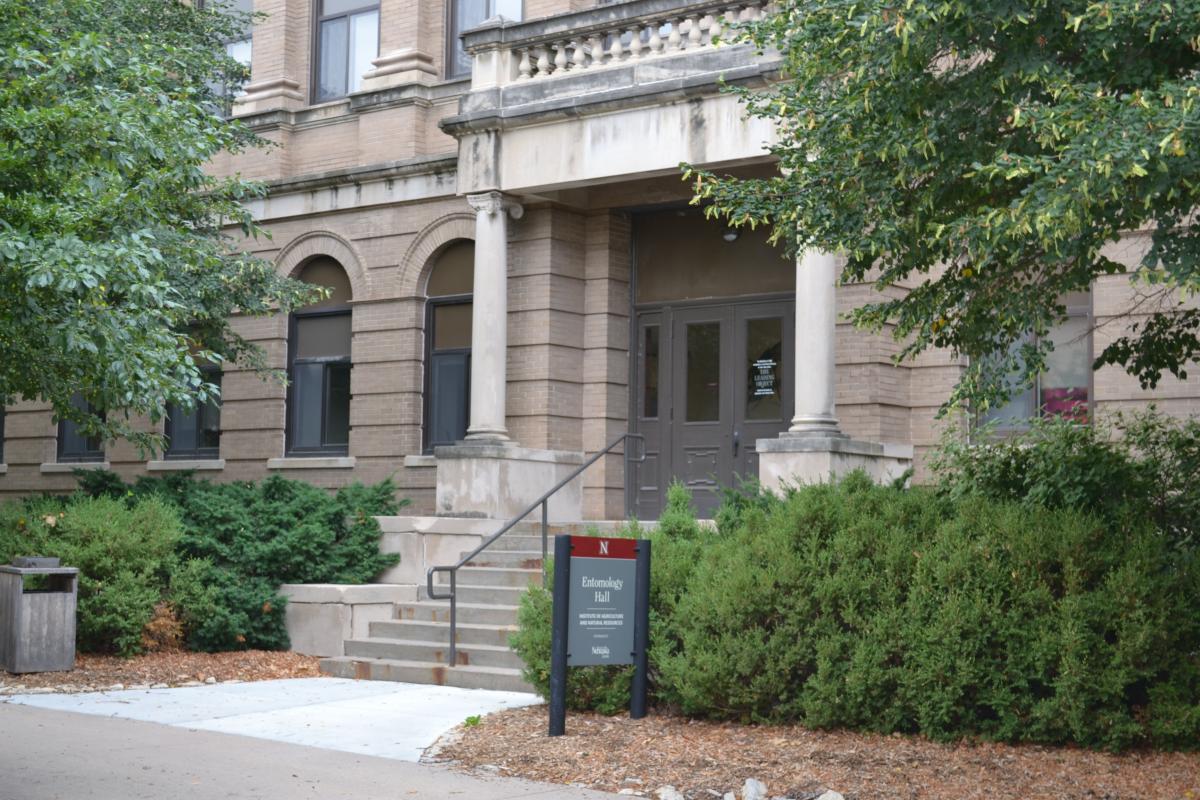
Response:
[[630, 299, 794, 519]]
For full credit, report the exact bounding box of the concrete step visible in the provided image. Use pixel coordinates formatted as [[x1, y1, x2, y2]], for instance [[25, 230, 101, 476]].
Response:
[[418, 583, 528, 605], [484, 534, 551, 552], [394, 601, 519, 626], [471, 524, 633, 552], [369, 619, 516, 648], [466, 550, 545, 569], [344, 638, 525, 671], [320, 656, 535, 694], [436, 566, 542, 589]]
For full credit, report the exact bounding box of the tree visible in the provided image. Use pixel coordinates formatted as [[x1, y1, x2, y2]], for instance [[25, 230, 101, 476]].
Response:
[[0, 0, 316, 449], [688, 0, 1200, 411]]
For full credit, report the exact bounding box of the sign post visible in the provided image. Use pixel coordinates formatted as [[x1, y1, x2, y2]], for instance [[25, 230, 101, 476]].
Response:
[[548, 534, 651, 736]]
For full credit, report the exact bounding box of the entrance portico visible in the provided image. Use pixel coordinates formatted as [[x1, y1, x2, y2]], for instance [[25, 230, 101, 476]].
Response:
[[429, 0, 910, 521]]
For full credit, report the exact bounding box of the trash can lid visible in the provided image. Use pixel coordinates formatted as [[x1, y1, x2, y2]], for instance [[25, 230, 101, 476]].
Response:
[[11, 556, 61, 568]]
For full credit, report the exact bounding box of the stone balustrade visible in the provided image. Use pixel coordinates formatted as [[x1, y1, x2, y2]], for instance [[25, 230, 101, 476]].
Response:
[[462, 0, 771, 87]]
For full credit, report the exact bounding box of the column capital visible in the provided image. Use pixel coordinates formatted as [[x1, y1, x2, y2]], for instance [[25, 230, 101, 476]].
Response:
[[467, 191, 524, 220]]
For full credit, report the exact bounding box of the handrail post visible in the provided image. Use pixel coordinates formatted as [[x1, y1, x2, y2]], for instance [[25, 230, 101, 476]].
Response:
[[449, 570, 457, 666], [541, 499, 549, 586]]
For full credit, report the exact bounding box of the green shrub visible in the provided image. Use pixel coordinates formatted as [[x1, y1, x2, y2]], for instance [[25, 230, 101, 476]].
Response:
[[0, 471, 403, 655], [933, 408, 1200, 549], [169, 558, 289, 651], [510, 484, 728, 714], [512, 472, 1200, 750], [0, 495, 182, 656], [105, 471, 403, 652], [510, 520, 642, 715]]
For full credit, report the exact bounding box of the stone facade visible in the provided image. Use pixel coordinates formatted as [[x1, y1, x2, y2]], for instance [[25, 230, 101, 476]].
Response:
[[2, 0, 1197, 515]]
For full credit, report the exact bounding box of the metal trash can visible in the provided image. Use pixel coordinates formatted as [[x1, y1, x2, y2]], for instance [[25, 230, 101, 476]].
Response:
[[0, 557, 79, 673]]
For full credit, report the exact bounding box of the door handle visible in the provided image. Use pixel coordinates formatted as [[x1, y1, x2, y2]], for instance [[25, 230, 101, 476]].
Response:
[[733, 429, 740, 457]]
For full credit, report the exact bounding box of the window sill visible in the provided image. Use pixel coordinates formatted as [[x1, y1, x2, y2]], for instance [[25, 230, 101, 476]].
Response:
[[267, 456, 356, 470], [147, 459, 225, 472], [0, 464, 7, 475], [403, 454, 437, 468], [41, 462, 110, 474]]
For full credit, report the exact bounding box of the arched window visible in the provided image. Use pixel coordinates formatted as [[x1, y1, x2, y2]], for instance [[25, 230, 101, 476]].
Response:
[[288, 257, 353, 455], [424, 241, 473, 452]]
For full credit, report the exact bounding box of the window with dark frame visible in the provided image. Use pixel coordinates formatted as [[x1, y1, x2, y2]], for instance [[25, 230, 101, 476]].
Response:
[[58, 394, 104, 463], [423, 241, 473, 453], [979, 292, 1093, 430], [288, 258, 353, 456], [314, 0, 380, 102], [165, 368, 222, 459], [447, 0, 522, 78]]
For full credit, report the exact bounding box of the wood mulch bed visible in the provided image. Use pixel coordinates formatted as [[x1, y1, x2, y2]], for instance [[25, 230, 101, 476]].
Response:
[[434, 705, 1200, 800], [0, 650, 322, 693]]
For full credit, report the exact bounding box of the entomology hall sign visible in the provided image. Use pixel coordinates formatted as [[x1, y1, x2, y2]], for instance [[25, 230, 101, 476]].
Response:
[[549, 535, 650, 736]]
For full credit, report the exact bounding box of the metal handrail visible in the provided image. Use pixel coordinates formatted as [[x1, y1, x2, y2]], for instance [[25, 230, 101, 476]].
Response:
[[425, 432, 645, 666]]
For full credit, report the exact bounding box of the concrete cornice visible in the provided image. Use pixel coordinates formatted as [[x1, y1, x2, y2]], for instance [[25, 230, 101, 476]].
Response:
[[232, 78, 471, 132], [262, 154, 459, 196], [440, 57, 781, 137]]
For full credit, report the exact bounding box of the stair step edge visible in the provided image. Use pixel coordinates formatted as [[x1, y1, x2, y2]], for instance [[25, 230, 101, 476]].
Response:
[[322, 656, 527, 677], [346, 637, 515, 652]]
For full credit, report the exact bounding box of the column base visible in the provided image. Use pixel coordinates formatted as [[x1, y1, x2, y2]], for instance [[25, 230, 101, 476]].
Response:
[[433, 443, 585, 521], [756, 435, 913, 491]]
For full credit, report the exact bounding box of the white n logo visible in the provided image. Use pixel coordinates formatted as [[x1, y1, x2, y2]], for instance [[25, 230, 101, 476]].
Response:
[[599, 540, 609, 555]]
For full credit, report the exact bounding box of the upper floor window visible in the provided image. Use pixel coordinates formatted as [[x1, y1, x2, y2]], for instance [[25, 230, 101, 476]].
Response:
[[288, 258, 353, 455], [59, 394, 104, 464], [165, 366, 222, 459], [447, 0, 522, 78], [424, 241, 474, 452], [201, 0, 253, 114], [979, 291, 1092, 430], [315, 0, 379, 101]]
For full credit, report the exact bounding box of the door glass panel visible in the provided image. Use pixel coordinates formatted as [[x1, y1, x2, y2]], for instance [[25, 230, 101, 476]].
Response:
[[643, 325, 659, 418], [685, 322, 720, 422], [745, 317, 783, 420]]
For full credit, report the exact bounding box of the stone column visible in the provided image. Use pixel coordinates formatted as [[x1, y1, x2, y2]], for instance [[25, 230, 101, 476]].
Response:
[[788, 248, 844, 438], [465, 191, 523, 443], [757, 248, 914, 489]]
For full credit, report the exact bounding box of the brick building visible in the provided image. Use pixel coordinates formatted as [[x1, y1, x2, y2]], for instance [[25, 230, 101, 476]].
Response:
[[3, 0, 1197, 524]]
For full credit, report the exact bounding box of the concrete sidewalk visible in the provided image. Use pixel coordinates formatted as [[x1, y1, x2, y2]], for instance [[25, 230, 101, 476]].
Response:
[[0, 703, 619, 799], [2, 677, 537, 762]]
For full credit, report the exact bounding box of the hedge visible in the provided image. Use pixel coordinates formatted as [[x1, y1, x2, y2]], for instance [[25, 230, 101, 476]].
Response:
[[0, 471, 403, 655], [511, 476, 1200, 750]]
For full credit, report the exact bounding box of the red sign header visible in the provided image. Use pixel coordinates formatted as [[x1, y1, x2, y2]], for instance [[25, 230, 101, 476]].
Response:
[[570, 536, 637, 560]]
